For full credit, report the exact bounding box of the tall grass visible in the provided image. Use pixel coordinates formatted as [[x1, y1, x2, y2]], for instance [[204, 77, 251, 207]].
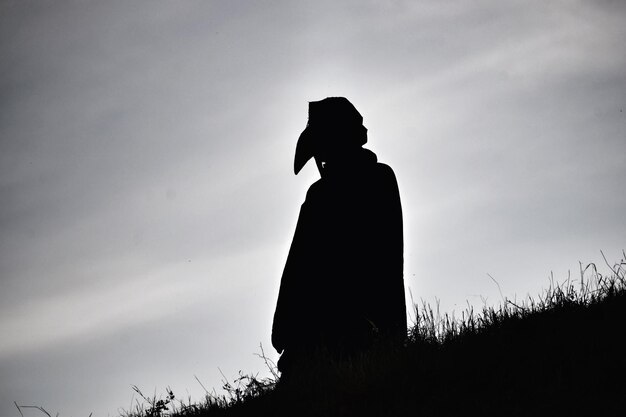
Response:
[[119, 252, 626, 417], [411, 252, 626, 344]]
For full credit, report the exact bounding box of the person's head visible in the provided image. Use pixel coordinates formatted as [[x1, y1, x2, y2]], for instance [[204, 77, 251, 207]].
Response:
[[294, 97, 368, 175]]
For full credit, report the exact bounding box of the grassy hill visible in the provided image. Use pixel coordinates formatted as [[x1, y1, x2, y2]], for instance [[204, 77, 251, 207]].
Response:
[[123, 255, 626, 417]]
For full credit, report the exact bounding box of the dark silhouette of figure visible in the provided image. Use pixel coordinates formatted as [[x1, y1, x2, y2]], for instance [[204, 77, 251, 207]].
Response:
[[272, 97, 406, 375]]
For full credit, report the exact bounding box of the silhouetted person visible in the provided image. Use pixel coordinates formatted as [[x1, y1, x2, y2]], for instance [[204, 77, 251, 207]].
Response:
[[272, 97, 406, 376]]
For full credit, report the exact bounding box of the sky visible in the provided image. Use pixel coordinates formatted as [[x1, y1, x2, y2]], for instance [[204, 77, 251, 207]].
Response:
[[1, 0, 625, 415]]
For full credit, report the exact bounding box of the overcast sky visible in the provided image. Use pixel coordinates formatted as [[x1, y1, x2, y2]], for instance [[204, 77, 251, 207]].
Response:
[[1, 1, 625, 415]]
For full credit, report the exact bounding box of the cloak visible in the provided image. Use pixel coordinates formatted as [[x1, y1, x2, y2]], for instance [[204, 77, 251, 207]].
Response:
[[272, 148, 406, 356]]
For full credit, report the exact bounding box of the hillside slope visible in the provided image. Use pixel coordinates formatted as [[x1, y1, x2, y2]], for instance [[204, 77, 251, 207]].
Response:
[[126, 258, 626, 417]]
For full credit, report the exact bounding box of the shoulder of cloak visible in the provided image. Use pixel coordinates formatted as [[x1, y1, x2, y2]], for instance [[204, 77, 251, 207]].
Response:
[[372, 162, 399, 187], [304, 178, 326, 202]]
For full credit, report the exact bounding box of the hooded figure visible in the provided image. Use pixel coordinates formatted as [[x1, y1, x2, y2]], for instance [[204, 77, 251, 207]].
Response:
[[272, 97, 406, 373]]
